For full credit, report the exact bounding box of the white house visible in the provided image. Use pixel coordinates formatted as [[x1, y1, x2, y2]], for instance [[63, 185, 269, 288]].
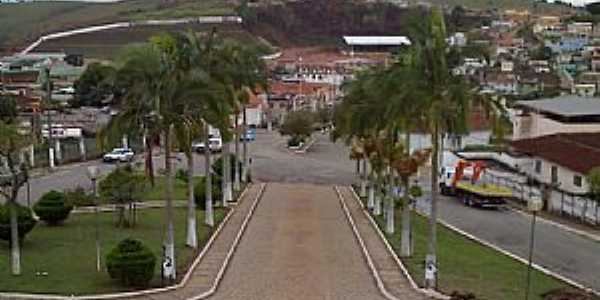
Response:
[[510, 132, 600, 194]]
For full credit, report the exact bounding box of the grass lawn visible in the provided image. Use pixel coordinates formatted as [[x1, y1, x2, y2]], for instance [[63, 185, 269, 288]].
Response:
[[143, 176, 196, 201], [360, 196, 573, 300], [0, 207, 227, 295]]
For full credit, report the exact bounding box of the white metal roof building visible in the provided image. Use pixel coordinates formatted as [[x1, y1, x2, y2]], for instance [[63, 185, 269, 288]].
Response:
[[342, 36, 411, 46], [342, 36, 411, 53]]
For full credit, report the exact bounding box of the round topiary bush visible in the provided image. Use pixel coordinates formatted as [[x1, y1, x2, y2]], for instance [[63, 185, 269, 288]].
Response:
[[33, 190, 73, 225], [194, 176, 222, 210], [106, 238, 157, 287], [0, 204, 37, 242]]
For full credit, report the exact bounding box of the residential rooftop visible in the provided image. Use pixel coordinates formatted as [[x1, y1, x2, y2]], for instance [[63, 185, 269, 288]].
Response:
[[515, 96, 600, 117], [510, 132, 600, 174]]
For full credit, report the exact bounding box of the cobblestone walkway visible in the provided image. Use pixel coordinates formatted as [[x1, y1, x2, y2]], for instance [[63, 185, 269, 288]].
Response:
[[207, 183, 388, 300], [337, 186, 430, 300]]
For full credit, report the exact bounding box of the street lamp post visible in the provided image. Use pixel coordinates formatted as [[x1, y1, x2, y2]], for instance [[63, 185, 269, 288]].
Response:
[[525, 193, 543, 300], [87, 166, 101, 272]]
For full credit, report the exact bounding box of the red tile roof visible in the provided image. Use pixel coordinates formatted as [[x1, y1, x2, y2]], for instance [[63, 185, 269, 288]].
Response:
[[268, 81, 331, 97], [510, 132, 600, 174]]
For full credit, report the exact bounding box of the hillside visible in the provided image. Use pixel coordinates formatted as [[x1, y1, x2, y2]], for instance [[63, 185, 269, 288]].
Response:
[[0, 0, 234, 53]]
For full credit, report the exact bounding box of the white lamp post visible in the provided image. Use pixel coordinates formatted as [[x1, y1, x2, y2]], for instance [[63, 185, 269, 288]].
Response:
[[87, 166, 101, 272], [525, 193, 543, 300]]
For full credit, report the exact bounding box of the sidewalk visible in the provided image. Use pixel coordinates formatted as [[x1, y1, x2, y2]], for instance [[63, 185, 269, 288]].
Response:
[[336, 186, 434, 300]]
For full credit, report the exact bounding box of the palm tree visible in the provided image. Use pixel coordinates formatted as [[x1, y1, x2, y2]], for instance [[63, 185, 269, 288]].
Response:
[[216, 42, 268, 185], [407, 8, 505, 288]]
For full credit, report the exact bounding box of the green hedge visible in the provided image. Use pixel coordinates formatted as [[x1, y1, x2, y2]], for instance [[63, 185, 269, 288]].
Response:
[[106, 238, 156, 287], [0, 204, 37, 242], [34, 191, 73, 225]]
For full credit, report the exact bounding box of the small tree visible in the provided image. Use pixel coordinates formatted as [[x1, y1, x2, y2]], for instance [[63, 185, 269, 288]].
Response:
[[72, 63, 116, 108], [106, 238, 156, 287], [34, 190, 73, 225], [279, 110, 315, 144], [586, 167, 600, 202], [99, 165, 146, 227], [0, 100, 32, 275], [212, 154, 242, 184], [0, 204, 36, 242]]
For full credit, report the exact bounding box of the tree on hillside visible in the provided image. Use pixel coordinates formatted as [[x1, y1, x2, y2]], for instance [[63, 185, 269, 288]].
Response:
[[73, 63, 117, 107]]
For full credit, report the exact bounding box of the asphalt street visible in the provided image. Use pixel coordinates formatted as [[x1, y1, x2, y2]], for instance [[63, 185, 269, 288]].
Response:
[[12, 128, 600, 293]]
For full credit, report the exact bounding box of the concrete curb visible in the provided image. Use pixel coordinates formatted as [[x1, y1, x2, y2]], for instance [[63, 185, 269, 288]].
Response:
[[190, 182, 267, 299], [0, 184, 254, 300], [346, 187, 448, 300], [508, 207, 600, 243], [334, 186, 401, 300], [293, 138, 317, 154]]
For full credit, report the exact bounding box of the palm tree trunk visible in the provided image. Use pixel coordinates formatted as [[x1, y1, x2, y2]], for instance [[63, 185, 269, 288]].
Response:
[[401, 132, 412, 257], [385, 170, 395, 234], [185, 148, 197, 248], [367, 176, 375, 210], [360, 158, 367, 197], [222, 141, 232, 204], [425, 124, 440, 289], [234, 116, 241, 191], [163, 126, 176, 280], [204, 123, 214, 227], [241, 109, 249, 183], [145, 131, 155, 187], [374, 176, 382, 216], [9, 200, 20, 275]]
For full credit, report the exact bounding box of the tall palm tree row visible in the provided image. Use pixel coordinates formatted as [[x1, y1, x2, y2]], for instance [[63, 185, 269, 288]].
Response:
[[334, 7, 506, 289], [101, 30, 267, 281]]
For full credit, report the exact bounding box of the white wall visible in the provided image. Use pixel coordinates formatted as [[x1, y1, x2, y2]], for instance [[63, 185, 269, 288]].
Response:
[[513, 112, 600, 140], [523, 157, 588, 194]]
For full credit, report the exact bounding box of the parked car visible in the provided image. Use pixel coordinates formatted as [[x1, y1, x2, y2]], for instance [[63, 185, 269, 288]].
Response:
[[103, 148, 135, 163], [240, 128, 256, 141], [192, 136, 223, 153]]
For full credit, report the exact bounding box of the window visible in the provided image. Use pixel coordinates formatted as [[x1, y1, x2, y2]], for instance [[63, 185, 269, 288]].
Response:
[[551, 166, 558, 184], [535, 160, 542, 174], [574, 175, 583, 187]]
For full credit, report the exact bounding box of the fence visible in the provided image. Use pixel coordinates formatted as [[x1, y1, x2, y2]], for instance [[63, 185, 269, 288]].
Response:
[[483, 169, 600, 226]]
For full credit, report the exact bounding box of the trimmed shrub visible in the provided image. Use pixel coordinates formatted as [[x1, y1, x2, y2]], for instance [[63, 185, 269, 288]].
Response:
[[34, 190, 73, 225], [106, 238, 157, 287], [64, 186, 97, 207], [194, 176, 222, 210], [0, 204, 37, 242]]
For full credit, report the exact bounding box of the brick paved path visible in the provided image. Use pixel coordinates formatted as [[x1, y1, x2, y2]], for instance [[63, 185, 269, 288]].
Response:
[[123, 183, 427, 300], [207, 183, 388, 300]]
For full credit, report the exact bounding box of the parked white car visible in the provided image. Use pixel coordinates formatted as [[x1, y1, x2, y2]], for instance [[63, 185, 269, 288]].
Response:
[[103, 148, 134, 163], [192, 136, 223, 153]]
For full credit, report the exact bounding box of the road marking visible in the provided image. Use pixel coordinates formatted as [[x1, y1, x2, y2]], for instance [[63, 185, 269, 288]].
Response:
[[508, 207, 600, 243]]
